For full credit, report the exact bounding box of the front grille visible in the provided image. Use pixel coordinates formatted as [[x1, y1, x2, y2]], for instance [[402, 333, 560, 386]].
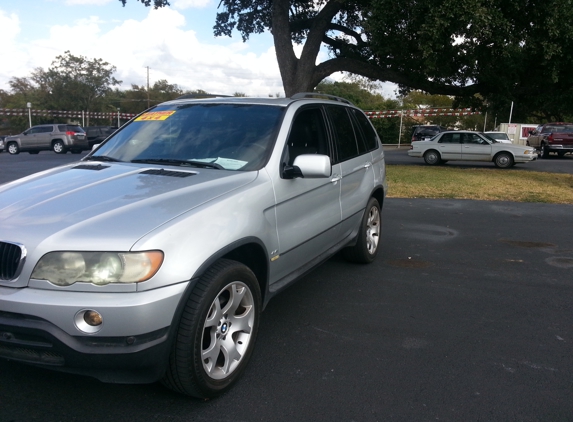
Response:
[[0, 241, 26, 281]]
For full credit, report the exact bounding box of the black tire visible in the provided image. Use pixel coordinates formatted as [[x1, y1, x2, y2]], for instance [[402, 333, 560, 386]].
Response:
[[344, 197, 381, 264], [423, 150, 441, 165], [7, 142, 20, 155], [52, 140, 66, 154], [494, 152, 514, 169], [541, 144, 550, 158], [162, 259, 261, 398]]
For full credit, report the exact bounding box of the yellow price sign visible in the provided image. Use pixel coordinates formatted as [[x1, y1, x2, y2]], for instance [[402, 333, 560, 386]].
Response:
[[135, 111, 176, 121]]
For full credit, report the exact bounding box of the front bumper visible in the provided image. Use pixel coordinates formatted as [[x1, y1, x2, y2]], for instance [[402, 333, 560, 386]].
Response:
[[514, 153, 538, 163], [0, 281, 192, 383]]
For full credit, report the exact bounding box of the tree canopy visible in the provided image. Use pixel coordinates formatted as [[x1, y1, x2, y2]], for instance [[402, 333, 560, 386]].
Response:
[[121, 0, 573, 120]]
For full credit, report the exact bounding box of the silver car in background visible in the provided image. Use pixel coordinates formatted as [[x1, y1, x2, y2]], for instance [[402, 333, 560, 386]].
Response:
[[408, 130, 537, 168], [0, 94, 387, 398]]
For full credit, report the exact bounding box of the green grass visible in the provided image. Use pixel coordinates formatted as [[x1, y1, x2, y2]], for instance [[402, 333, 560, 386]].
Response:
[[386, 165, 573, 204]]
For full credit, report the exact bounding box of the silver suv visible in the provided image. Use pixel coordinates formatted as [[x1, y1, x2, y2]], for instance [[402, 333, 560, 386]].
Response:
[[0, 94, 387, 398], [4, 124, 88, 154]]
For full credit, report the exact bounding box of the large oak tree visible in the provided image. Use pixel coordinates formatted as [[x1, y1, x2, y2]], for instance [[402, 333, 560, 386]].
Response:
[[123, 0, 573, 121]]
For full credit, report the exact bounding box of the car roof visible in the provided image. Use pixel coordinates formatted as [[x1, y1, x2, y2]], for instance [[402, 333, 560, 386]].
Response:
[[160, 93, 356, 108]]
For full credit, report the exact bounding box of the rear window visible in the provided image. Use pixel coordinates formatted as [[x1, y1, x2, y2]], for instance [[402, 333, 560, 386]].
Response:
[[542, 125, 573, 133], [66, 125, 85, 133]]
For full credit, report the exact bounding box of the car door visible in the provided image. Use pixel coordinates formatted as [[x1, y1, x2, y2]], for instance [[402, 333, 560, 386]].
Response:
[[436, 132, 462, 159], [20, 127, 45, 150], [38, 125, 55, 149], [272, 106, 342, 285], [325, 105, 375, 238], [461, 133, 492, 161]]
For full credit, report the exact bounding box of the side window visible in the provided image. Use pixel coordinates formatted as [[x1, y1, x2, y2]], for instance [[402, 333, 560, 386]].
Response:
[[438, 133, 451, 143], [463, 133, 485, 144], [350, 109, 379, 152], [326, 105, 359, 163], [40, 126, 53, 133], [439, 133, 461, 144], [285, 108, 328, 166]]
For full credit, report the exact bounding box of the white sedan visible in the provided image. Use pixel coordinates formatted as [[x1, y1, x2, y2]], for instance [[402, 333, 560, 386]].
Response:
[[408, 131, 538, 168]]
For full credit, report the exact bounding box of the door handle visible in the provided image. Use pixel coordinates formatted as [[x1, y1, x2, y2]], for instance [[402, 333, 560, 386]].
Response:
[[331, 174, 341, 183], [364, 162, 372, 169]]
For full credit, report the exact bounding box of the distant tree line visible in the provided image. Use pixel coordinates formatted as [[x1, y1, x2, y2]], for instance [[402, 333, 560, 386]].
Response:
[[0, 51, 218, 134], [0, 51, 516, 143]]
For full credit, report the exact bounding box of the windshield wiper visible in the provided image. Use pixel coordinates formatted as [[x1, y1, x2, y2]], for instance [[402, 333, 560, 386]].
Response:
[[84, 155, 123, 162], [131, 158, 224, 169]]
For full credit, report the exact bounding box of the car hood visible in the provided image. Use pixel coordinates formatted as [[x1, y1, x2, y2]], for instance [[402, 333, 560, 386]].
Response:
[[0, 162, 258, 254]]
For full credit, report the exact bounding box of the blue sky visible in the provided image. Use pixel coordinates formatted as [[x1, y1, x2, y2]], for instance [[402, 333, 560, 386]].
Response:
[[0, 0, 396, 98]]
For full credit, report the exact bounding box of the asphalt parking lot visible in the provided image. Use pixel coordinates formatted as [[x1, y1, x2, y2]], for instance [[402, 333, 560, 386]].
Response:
[[0, 150, 572, 421]]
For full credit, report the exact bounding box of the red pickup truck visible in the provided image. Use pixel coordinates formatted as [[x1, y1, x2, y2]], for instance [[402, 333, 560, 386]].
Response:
[[526, 122, 573, 158]]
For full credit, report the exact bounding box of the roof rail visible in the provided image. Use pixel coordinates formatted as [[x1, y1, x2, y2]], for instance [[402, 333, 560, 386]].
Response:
[[291, 92, 354, 105], [176, 93, 233, 100]]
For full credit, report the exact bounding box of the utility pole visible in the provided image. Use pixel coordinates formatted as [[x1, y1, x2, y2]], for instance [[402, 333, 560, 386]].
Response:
[[146, 66, 150, 109]]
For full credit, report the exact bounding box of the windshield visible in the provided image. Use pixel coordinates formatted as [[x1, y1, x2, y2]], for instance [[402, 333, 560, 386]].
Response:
[[90, 103, 284, 171]]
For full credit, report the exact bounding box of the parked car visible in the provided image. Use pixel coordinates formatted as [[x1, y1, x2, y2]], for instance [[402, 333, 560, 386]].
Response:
[[484, 131, 512, 143], [84, 126, 117, 148], [526, 122, 573, 158], [0, 94, 387, 398], [408, 130, 537, 168], [3, 124, 89, 154], [410, 125, 448, 142]]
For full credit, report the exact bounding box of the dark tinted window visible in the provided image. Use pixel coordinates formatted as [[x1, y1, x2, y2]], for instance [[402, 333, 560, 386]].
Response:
[[285, 108, 328, 166], [438, 133, 462, 144], [326, 105, 359, 163], [350, 109, 378, 152], [38, 126, 53, 133]]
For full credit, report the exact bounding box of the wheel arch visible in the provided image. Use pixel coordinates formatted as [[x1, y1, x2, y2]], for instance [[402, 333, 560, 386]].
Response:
[[492, 150, 515, 161], [370, 186, 385, 210], [51, 138, 65, 146], [424, 149, 441, 159], [191, 237, 269, 306]]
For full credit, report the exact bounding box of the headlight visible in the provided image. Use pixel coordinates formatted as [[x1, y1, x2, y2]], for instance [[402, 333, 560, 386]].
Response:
[[31, 251, 163, 286], [524, 149, 535, 155]]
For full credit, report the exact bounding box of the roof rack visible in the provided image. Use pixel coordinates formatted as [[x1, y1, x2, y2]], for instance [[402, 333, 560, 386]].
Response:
[[291, 92, 354, 105]]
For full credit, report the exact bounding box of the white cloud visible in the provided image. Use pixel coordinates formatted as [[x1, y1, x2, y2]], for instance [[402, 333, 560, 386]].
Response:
[[65, 0, 114, 5], [172, 0, 212, 9], [0, 5, 284, 97]]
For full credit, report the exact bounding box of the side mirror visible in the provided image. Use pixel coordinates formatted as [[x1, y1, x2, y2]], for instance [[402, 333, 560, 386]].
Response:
[[283, 154, 331, 179]]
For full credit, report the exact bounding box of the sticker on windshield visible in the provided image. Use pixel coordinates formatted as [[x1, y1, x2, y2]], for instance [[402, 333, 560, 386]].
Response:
[[135, 111, 176, 121]]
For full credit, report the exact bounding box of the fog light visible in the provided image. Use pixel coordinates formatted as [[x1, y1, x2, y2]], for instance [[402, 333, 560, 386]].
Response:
[[84, 310, 103, 326], [74, 309, 104, 334]]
